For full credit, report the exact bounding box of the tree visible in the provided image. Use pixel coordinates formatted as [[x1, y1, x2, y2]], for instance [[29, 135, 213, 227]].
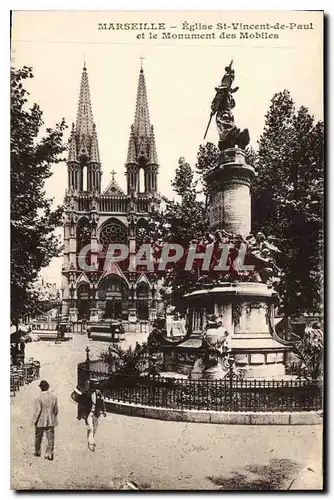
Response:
[[149, 157, 208, 313], [195, 142, 219, 196], [11, 66, 67, 325], [252, 90, 324, 316]]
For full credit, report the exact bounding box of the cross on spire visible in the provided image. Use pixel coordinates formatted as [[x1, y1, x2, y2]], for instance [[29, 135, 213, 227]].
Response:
[[140, 55, 145, 70], [110, 169, 117, 181]]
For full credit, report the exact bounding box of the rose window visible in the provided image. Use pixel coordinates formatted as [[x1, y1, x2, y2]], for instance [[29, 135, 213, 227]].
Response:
[[99, 222, 127, 251]]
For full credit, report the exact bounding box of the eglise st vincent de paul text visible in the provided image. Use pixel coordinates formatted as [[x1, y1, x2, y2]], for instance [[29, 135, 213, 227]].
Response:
[[97, 21, 314, 40]]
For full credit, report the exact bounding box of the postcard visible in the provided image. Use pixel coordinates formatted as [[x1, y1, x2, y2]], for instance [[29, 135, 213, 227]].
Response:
[[10, 10, 323, 491]]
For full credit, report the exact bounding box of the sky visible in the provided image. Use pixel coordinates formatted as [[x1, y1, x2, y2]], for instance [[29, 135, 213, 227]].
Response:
[[11, 10, 323, 286]]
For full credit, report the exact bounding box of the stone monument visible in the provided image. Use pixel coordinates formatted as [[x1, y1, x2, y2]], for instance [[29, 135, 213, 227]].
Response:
[[163, 62, 288, 379]]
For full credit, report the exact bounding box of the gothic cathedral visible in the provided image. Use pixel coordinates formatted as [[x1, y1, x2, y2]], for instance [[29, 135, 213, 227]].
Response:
[[61, 64, 160, 325]]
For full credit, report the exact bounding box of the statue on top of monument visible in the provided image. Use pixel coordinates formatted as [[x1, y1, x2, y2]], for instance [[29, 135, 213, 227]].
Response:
[[204, 61, 250, 151]]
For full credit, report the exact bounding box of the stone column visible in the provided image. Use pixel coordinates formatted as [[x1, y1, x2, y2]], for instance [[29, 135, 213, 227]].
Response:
[[205, 148, 255, 237]]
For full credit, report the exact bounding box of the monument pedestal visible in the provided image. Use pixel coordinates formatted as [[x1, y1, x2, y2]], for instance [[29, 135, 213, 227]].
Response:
[[163, 283, 288, 379], [187, 283, 288, 378], [203, 364, 228, 380]]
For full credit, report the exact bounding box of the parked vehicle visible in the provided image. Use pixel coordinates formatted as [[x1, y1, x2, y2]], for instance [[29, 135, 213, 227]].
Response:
[[87, 320, 125, 342]]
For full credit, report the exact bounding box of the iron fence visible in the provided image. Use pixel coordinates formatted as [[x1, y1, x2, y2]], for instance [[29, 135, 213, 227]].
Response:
[[77, 360, 322, 412]]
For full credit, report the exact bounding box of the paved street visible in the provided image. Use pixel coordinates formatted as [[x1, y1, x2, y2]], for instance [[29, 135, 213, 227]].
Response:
[[11, 334, 323, 490]]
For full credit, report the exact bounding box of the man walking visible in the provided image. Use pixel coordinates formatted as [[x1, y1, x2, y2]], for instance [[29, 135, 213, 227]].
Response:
[[32, 380, 58, 460], [77, 379, 106, 452]]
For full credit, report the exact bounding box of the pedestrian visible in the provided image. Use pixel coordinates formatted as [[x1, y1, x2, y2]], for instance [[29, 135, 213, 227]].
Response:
[[77, 379, 106, 452], [32, 380, 58, 461]]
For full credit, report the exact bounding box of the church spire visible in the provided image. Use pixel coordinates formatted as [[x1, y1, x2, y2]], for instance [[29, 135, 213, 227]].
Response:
[[76, 64, 94, 149], [133, 66, 151, 139], [69, 64, 102, 194], [126, 125, 137, 164], [125, 63, 159, 196], [148, 125, 158, 165], [68, 123, 78, 163], [89, 123, 100, 163]]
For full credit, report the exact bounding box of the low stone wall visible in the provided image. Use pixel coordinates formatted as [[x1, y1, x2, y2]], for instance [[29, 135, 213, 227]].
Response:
[[71, 386, 322, 425], [104, 399, 323, 425]]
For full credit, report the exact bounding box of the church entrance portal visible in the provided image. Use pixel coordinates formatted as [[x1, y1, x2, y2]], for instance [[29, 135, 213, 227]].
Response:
[[136, 283, 149, 320], [98, 277, 128, 321], [77, 284, 90, 320], [105, 300, 123, 320]]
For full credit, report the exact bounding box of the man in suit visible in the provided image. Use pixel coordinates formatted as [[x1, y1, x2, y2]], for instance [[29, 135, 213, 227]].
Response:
[[32, 380, 58, 460], [77, 379, 106, 452]]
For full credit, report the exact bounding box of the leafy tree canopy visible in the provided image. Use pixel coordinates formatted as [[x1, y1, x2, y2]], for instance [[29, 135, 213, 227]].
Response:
[[252, 90, 324, 315], [11, 66, 67, 325], [148, 157, 208, 313]]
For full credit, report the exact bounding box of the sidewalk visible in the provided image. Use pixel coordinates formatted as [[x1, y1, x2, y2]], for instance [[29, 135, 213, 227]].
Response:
[[11, 336, 323, 490]]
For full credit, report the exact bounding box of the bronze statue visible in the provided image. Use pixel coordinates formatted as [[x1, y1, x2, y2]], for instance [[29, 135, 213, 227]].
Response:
[[204, 61, 250, 151]]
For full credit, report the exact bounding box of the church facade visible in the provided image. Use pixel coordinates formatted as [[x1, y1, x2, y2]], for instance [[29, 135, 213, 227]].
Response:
[[61, 64, 161, 324]]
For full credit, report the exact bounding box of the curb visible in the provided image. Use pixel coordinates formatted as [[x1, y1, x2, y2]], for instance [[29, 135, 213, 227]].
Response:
[[105, 399, 322, 425], [71, 388, 322, 425]]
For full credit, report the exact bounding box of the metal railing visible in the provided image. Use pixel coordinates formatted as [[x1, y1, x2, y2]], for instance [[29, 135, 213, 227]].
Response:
[[77, 360, 323, 412]]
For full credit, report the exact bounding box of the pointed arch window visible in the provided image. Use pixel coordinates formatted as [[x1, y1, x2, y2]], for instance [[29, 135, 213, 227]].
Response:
[[139, 168, 145, 193], [82, 166, 87, 191], [76, 217, 91, 254]]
